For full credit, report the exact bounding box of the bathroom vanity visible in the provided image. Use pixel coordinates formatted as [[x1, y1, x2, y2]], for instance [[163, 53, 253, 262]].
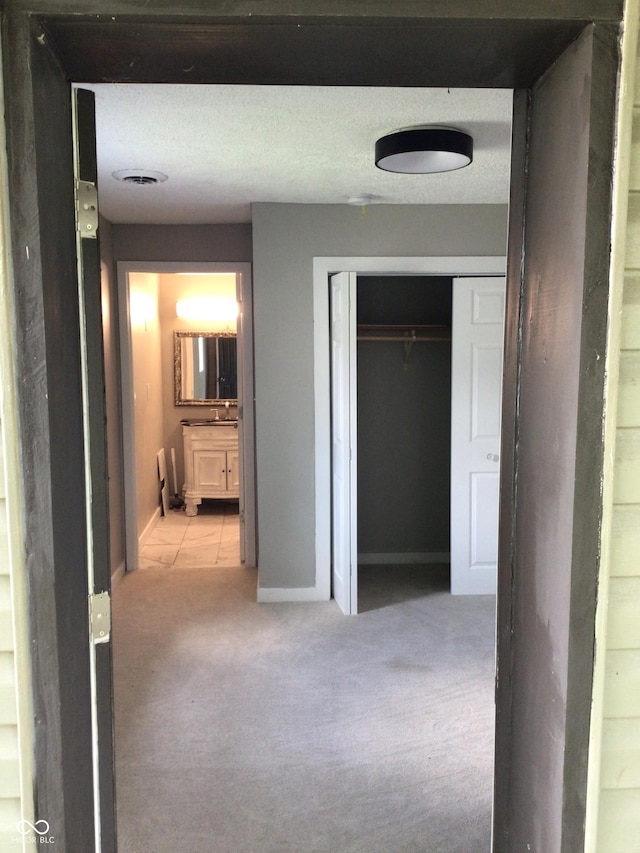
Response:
[[181, 420, 239, 516]]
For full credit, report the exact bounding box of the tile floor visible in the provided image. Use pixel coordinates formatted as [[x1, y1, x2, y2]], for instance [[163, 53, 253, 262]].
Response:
[[139, 500, 240, 570]]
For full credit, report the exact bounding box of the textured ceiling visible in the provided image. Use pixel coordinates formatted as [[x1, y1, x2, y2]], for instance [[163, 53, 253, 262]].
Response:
[[85, 84, 513, 225]]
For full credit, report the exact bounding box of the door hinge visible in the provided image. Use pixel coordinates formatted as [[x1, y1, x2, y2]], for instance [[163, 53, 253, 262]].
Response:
[[75, 179, 99, 239], [89, 591, 111, 644]]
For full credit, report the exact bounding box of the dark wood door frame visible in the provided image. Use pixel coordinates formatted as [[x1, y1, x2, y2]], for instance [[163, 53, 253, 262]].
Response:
[[1, 2, 623, 850]]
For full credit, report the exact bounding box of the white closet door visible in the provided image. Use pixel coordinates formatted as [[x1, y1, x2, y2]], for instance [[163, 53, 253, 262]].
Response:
[[330, 272, 358, 615], [451, 277, 505, 595]]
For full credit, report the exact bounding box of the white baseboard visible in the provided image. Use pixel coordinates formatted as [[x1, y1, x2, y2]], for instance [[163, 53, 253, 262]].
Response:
[[257, 585, 329, 603], [139, 507, 161, 550], [111, 559, 126, 586], [358, 552, 450, 565]]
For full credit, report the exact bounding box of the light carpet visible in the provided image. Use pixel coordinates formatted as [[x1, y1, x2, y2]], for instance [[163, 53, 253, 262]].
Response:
[[113, 559, 496, 852]]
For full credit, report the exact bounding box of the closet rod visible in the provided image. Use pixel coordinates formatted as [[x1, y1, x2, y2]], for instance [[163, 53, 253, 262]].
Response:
[[357, 323, 450, 342], [356, 334, 451, 342]]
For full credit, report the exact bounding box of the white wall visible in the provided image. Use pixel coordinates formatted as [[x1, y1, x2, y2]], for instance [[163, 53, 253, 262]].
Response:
[[251, 202, 509, 590]]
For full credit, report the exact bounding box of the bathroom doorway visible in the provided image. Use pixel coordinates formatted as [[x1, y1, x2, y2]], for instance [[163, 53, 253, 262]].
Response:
[[116, 261, 256, 575]]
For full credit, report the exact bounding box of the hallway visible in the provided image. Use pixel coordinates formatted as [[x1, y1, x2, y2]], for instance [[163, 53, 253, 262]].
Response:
[[113, 532, 496, 852]]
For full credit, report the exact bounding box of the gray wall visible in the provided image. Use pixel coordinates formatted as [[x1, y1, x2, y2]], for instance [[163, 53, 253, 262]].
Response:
[[111, 224, 252, 263], [251, 203, 508, 589]]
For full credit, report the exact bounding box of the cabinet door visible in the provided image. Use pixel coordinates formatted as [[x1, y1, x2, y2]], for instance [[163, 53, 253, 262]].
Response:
[[226, 449, 240, 494], [194, 449, 228, 493]]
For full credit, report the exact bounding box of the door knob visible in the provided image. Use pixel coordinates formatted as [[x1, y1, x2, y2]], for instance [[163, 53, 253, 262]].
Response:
[[487, 453, 499, 462]]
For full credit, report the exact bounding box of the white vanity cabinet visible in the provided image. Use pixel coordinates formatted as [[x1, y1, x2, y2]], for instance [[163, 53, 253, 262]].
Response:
[[182, 422, 239, 516]]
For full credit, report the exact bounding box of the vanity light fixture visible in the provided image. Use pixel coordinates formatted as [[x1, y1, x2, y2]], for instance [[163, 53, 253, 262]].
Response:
[[374, 126, 473, 174], [176, 297, 238, 324]]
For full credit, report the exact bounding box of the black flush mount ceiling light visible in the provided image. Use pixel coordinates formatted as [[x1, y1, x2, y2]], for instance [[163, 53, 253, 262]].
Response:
[[375, 126, 473, 174]]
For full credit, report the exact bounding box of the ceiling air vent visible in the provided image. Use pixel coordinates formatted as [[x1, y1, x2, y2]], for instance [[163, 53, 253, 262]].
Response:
[[112, 169, 168, 185], [122, 174, 157, 185]]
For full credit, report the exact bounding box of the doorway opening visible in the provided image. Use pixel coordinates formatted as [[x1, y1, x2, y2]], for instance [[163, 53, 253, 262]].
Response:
[[115, 262, 256, 576], [335, 271, 505, 612], [3, 10, 620, 849], [315, 256, 506, 615], [356, 275, 454, 611]]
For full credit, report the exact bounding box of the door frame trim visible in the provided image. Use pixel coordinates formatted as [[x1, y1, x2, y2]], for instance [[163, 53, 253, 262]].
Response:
[[313, 256, 507, 604], [0, 6, 622, 849], [116, 260, 256, 570]]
